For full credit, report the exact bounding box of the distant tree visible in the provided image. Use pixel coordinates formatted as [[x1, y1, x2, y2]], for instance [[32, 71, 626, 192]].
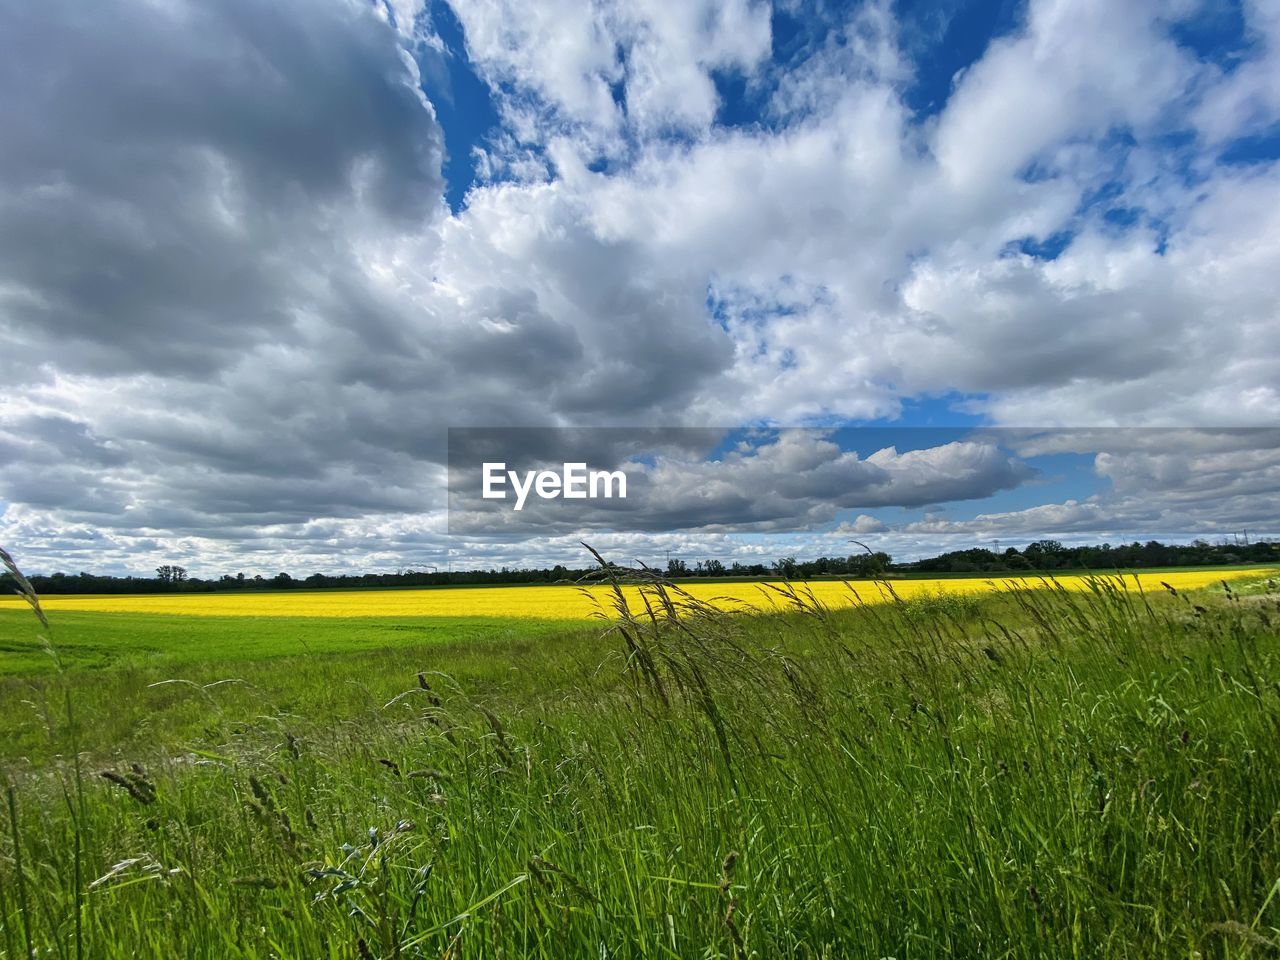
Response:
[[848, 552, 891, 576], [14, 537, 1277, 596], [155, 564, 187, 584]]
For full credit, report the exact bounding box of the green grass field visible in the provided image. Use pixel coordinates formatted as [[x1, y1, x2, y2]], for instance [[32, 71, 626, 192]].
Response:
[[2, 571, 1280, 958], [0, 608, 589, 675]]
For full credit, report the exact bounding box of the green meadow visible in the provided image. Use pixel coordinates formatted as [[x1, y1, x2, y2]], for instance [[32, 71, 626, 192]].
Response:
[[0, 608, 588, 676], [1, 570, 1279, 958]]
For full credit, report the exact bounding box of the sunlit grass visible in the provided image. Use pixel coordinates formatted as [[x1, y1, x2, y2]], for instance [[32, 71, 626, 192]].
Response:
[[1, 562, 1279, 957]]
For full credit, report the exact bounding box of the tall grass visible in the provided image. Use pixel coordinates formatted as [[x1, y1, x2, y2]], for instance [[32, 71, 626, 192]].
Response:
[[1, 549, 1279, 957]]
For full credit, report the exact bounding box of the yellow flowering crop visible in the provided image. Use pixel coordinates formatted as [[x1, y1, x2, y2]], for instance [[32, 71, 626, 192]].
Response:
[[1, 568, 1270, 620]]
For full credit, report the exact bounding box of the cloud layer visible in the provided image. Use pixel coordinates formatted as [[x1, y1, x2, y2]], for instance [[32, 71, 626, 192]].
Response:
[[1, 0, 1278, 573]]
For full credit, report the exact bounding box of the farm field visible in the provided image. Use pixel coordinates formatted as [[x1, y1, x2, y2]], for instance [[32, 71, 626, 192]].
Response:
[[0, 568, 1270, 682], [0, 609, 589, 676], [0, 568, 1269, 684], [1, 567, 1266, 620], [1, 566, 1279, 958]]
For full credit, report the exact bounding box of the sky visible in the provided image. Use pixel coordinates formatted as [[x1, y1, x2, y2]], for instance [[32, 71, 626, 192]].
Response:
[[0, 0, 1277, 576]]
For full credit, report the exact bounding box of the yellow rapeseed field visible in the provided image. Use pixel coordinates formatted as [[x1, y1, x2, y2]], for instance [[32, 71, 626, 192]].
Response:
[[1, 568, 1271, 620]]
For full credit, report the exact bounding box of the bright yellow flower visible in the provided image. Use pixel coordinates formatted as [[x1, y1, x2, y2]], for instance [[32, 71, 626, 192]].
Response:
[[1, 569, 1269, 620]]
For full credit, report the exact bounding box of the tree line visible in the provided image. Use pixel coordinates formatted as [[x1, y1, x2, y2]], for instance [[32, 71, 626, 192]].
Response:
[[4, 538, 1276, 595]]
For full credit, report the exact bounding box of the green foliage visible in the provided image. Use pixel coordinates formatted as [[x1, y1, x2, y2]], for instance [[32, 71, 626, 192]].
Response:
[[7, 538, 1277, 595], [2, 567, 1280, 958]]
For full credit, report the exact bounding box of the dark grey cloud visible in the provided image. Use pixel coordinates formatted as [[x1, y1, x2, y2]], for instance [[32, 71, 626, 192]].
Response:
[[0, 0, 740, 544], [0, 0, 445, 379], [0, 415, 127, 469]]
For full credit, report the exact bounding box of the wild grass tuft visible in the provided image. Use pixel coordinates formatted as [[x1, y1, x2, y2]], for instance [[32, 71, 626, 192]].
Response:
[[0, 546, 1279, 957]]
